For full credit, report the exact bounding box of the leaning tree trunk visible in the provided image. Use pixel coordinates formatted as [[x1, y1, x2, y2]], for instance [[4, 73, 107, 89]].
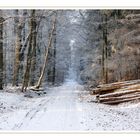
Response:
[[22, 10, 36, 92], [35, 16, 56, 89], [0, 11, 3, 90]]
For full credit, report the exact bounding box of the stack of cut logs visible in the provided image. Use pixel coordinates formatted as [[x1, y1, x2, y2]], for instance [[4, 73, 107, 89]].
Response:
[[90, 79, 140, 104]]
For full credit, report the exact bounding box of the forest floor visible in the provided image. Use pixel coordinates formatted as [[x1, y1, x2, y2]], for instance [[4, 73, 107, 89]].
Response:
[[0, 81, 140, 131]]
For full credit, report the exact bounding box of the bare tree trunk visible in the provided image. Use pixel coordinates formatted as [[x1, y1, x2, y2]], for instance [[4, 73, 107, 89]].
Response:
[[20, 10, 28, 81], [30, 12, 37, 86], [102, 14, 108, 84], [47, 15, 57, 85], [102, 16, 105, 84], [52, 28, 56, 85], [52, 13, 57, 85], [22, 10, 36, 92], [35, 16, 56, 89], [0, 11, 3, 90], [13, 10, 23, 86], [104, 14, 108, 84]]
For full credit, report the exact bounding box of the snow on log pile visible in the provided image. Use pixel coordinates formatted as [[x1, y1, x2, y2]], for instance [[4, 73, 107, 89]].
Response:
[[90, 79, 140, 104]]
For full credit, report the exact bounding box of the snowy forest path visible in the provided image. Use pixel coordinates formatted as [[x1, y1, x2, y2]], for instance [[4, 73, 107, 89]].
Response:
[[0, 82, 89, 131], [0, 82, 140, 131]]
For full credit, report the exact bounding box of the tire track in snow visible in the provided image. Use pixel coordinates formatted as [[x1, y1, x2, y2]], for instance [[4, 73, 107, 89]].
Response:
[[12, 98, 49, 130]]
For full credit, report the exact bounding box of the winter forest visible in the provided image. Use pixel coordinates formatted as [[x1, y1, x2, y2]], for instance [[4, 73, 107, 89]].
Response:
[[0, 9, 140, 131]]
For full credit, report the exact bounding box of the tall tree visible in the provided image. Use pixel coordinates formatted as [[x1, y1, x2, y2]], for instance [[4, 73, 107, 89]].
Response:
[[52, 24, 57, 85], [30, 11, 37, 86], [101, 12, 108, 84], [47, 13, 57, 85], [0, 10, 4, 90], [22, 10, 36, 92], [13, 10, 23, 86]]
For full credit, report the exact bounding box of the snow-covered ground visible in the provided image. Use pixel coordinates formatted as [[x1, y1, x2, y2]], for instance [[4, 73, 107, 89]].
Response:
[[0, 82, 140, 131]]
